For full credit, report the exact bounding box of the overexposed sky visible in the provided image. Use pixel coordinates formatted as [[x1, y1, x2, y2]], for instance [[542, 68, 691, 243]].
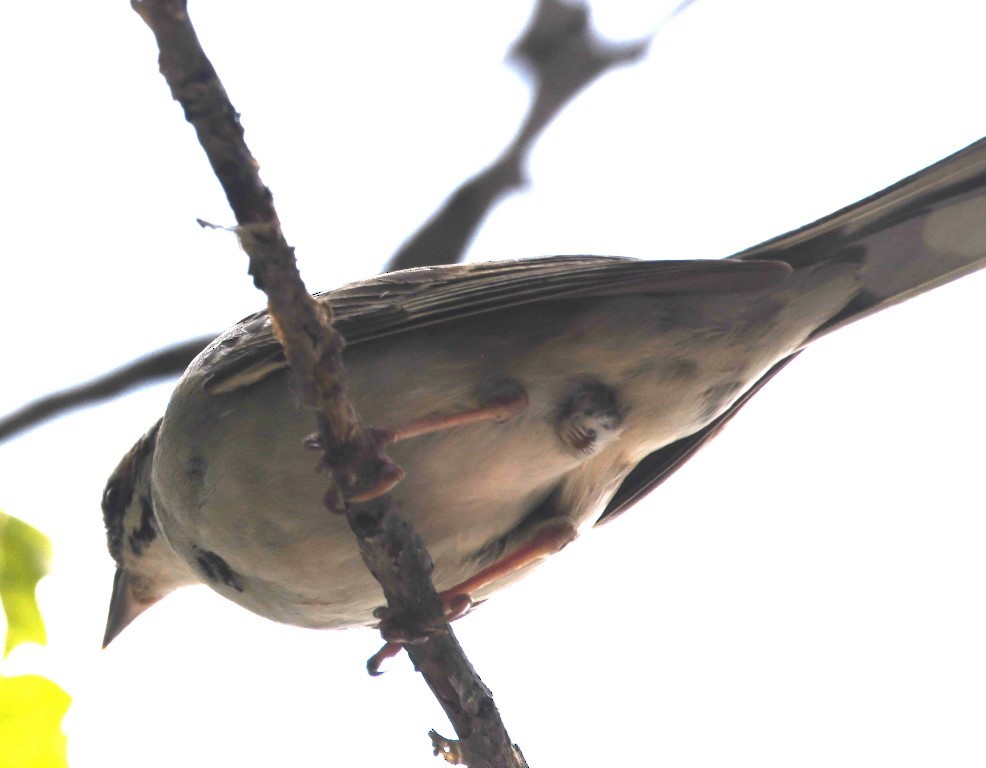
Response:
[[1, 1, 985, 766]]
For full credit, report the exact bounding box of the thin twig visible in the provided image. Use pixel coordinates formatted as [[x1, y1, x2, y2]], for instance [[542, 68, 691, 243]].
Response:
[[0, 336, 214, 444], [132, 1, 526, 765]]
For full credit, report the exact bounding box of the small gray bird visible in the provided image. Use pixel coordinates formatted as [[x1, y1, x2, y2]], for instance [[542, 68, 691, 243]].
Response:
[[102, 137, 986, 647]]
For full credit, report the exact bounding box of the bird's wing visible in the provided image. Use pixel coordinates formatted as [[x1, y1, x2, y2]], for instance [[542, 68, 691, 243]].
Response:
[[200, 255, 790, 394], [595, 354, 798, 525]]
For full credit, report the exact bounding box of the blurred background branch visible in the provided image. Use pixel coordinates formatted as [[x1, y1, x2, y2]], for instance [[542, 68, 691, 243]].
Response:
[[0, 337, 215, 444]]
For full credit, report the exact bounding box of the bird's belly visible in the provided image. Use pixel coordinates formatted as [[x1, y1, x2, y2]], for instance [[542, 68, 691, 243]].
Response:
[[152, 370, 596, 628]]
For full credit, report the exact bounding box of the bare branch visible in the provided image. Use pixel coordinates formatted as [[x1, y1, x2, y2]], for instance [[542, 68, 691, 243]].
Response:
[[130, 0, 366, 481], [385, 0, 650, 272], [132, 1, 526, 764], [0, 337, 214, 444], [352, 500, 528, 767]]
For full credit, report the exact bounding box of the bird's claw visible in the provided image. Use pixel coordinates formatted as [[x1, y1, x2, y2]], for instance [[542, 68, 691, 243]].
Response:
[[366, 593, 475, 674], [367, 641, 403, 676], [345, 460, 405, 504]]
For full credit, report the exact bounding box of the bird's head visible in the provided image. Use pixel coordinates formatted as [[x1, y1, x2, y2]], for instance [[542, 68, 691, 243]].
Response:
[[101, 420, 196, 646]]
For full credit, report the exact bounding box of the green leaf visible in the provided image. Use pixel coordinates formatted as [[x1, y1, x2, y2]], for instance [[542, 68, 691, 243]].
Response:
[[0, 512, 52, 656], [0, 673, 70, 768]]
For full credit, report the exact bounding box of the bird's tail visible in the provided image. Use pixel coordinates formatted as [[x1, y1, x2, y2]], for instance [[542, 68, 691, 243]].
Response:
[[598, 137, 986, 526], [733, 137, 986, 341]]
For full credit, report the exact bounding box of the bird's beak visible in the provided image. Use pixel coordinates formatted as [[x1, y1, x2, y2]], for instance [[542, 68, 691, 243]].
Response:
[[103, 567, 156, 648]]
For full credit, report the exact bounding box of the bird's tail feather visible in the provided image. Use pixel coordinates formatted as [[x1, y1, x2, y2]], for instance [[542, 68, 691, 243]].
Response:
[[733, 136, 986, 340]]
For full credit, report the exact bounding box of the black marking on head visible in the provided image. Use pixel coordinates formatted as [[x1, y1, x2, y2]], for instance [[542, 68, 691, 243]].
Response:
[[127, 495, 158, 556], [193, 547, 244, 592], [555, 380, 623, 454], [103, 420, 162, 564]]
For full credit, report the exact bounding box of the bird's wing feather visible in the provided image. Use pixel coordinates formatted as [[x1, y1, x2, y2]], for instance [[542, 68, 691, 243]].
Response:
[[201, 256, 790, 394], [595, 354, 799, 525], [734, 135, 986, 339]]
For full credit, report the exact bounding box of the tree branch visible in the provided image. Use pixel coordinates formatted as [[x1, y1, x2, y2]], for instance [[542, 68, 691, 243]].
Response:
[[132, 1, 526, 765], [0, 337, 214, 444], [386, 0, 650, 272]]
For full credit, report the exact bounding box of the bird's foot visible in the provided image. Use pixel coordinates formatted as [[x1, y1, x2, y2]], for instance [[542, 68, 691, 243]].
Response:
[[312, 379, 529, 506], [367, 594, 473, 675], [366, 519, 577, 674]]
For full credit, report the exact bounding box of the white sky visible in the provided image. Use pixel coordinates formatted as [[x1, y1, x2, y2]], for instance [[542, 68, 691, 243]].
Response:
[[1, 1, 985, 766]]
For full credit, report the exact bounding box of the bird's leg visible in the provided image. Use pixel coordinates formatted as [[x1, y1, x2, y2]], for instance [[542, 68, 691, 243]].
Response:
[[437, 519, 577, 616], [347, 379, 529, 503], [368, 519, 577, 674], [367, 641, 405, 676], [345, 378, 533, 673], [379, 379, 529, 445]]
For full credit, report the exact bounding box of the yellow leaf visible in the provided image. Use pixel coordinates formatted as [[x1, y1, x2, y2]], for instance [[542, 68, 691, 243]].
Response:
[[0, 674, 70, 768], [0, 512, 52, 656]]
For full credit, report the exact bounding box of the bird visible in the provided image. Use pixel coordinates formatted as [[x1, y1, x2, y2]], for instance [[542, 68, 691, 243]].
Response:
[[101, 136, 986, 650]]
